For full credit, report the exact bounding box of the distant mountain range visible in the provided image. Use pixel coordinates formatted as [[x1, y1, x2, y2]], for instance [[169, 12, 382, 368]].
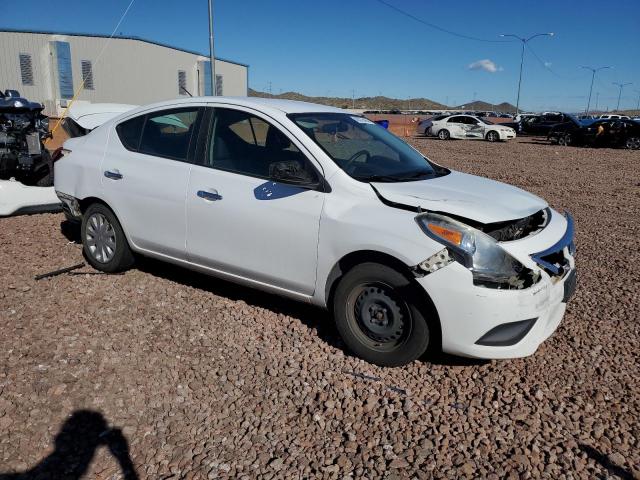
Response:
[[452, 100, 518, 113], [248, 88, 517, 112]]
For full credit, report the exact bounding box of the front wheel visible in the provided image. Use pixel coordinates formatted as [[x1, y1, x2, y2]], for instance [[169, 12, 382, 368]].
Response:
[[81, 203, 134, 273], [332, 263, 433, 367], [625, 136, 640, 149], [438, 129, 450, 140], [486, 130, 499, 142]]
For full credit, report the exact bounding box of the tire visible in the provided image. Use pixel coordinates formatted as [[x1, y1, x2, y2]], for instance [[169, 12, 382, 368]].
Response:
[[486, 130, 499, 142], [438, 129, 450, 140], [332, 263, 433, 367], [81, 203, 134, 273], [625, 136, 640, 150], [558, 133, 571, 146]]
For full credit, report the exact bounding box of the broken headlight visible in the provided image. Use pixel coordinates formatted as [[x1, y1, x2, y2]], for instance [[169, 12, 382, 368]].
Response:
[[415, 213, 538, 289]]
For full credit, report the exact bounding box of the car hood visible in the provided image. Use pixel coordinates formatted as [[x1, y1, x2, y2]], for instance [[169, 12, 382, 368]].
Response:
[[372, 170, 547, 224]]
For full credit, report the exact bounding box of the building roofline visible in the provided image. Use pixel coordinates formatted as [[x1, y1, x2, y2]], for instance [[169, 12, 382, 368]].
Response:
[[0, 28, 249, 67]]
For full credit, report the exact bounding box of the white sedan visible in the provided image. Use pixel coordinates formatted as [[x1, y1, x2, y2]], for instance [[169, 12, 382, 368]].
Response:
[[54, 97, 575, 366], [430, 114, 516, 142]]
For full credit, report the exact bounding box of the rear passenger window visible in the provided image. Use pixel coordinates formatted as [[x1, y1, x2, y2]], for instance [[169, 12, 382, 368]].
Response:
[[116, 115, 145, 151], [138, 108, 200, 161]]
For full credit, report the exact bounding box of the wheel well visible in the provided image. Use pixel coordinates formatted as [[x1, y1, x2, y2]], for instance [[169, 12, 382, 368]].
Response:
[[79, 196, 111, 213], [325, 250, 441, 349]]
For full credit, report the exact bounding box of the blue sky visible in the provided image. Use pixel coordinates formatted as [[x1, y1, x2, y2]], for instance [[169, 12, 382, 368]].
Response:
[[4, 0, 640, 111]]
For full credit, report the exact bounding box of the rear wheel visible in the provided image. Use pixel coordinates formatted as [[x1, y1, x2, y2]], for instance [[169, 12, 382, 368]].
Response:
[[625, 136, 640, 149], [333, 263, 433, 367], [558, 133, 572, 146], [81, 203, 134, 273], [486, 130, 499, 142], [438, 129, 450, 140]]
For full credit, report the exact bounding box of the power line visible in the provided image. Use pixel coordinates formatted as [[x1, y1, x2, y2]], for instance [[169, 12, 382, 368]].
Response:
[[373, 0, 515, 43]]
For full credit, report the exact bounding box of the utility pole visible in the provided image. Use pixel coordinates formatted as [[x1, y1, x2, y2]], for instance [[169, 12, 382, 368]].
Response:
[[580, 66, 611, 114], [268, 81, 272, 95], [594, 92, 599, 112], [613, 81, 632, 111], [500, 32, 554, 116], [207, 0, 216, 95], [352, 89, 355, 109], [635, 90, 640, 112]]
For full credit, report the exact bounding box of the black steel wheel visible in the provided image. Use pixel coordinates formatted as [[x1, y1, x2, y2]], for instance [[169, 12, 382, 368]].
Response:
[[333, 263, 434, 367]]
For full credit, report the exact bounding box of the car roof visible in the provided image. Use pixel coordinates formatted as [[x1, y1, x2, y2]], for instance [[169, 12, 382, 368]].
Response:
[[120, 96, 346, 115]]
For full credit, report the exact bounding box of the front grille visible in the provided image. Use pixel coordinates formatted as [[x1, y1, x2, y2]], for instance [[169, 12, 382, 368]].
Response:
[[483, 208, 550, 241]]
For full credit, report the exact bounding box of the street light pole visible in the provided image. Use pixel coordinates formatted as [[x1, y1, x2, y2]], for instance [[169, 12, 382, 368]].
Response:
[[580, 66, 610, 114], [208, 0, 216, 95], [613, 81, 632, 111], [500, 32, 554, 116]]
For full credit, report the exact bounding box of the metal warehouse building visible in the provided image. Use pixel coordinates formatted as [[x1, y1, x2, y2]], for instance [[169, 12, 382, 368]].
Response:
[[0, 29, 249, 116]]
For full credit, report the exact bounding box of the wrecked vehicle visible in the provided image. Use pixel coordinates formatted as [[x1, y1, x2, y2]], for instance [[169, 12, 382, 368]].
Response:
[[0, 89, 61, 216], [0, 89, 53, 186], [54, 97, 577, 366]]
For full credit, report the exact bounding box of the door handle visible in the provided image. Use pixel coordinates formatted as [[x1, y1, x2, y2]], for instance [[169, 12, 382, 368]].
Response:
[[197, 189, 223, 201], [104, 169, 123, 180]]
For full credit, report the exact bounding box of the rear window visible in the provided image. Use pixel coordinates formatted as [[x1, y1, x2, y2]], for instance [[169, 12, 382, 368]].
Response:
[[138, 108, 200, 161], [116, 115, 145, 151]]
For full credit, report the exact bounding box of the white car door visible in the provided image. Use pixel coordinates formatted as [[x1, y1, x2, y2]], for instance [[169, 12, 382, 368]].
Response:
[[464, 116, 486, 139], [185, 107, 326, 295], [101, 107, 203, 259], [446, 116, 466, 138]]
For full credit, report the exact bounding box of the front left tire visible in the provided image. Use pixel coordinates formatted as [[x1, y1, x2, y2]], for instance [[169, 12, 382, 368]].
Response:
[[332, 262, 433, 367], [486, 131, 499, 142], [81, 203, 134, 273]]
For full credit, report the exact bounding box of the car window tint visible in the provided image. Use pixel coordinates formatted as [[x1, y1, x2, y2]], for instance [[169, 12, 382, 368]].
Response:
[[207, 108, 318, 183], [138, 108, 199, 161], [116, 115, 145, 151], [447, 116, 461, 123]]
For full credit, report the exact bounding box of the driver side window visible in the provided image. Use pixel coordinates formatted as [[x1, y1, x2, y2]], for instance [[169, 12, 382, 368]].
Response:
[[206, 108, 318, 183]]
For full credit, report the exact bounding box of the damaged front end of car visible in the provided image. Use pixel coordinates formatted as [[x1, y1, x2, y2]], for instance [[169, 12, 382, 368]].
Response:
[[0, 89, 54, 186], [412, 208, 559, 290]]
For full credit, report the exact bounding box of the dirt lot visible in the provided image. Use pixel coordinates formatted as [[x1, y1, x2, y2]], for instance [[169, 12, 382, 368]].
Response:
[[1, 137, 639, 479]]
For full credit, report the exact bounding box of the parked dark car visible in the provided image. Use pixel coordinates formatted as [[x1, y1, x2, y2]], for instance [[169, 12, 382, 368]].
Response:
[[520, 112, 574, 136], [548, 118, 640, 149]]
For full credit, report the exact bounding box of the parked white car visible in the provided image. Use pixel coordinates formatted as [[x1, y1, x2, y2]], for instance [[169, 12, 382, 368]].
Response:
[[54, 97, 576, 366], [430, 114, 516, 142]]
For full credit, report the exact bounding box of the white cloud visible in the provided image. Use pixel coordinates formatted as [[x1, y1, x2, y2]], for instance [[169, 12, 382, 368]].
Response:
[[544, 61, 552, 68], [468, 59, 503, 73]]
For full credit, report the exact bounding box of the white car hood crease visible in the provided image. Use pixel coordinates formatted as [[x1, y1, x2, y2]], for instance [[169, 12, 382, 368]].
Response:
[[372, 171, 547, 224]]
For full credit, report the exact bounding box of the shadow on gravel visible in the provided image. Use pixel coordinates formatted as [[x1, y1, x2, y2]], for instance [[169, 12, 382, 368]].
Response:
[[60, 219, 81, 243], [136, 256, 347, 353], [578, 444, 633, 480], [136, 256, 486, 368], [0, 410, 138, 480]]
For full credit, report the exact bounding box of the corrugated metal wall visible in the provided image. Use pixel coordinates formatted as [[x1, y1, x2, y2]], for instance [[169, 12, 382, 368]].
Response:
[[0, 31, 248, 115]]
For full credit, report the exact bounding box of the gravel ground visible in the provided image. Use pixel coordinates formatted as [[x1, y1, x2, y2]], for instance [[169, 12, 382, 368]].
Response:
[[0, 137, 638, 479]]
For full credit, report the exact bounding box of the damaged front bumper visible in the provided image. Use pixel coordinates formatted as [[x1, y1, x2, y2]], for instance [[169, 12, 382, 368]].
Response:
[[415, 209, 576, 359]]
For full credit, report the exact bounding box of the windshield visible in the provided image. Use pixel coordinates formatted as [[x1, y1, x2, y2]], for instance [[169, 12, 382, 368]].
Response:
[[478, 117, 494, 125], [289, 113, 443, 182]]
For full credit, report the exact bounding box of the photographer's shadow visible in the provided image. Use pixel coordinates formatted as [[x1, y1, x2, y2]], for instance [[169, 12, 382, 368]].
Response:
[[0, 410, 138, 480]]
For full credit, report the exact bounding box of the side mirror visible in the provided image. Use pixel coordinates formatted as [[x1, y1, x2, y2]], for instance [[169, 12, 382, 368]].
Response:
[[269, 161, 320, 189]]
